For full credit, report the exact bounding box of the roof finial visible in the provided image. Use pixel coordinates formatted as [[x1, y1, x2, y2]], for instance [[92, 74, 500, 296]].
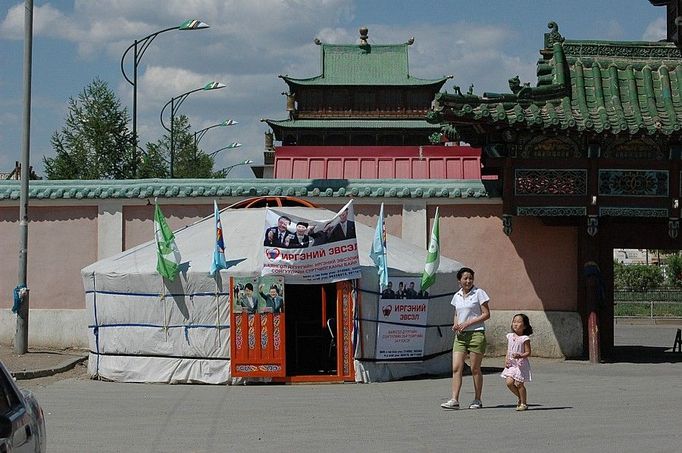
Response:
[[314, 38, 321, 45], [359, 27, 369, 46], [407, 37, 415, 45], [544, 21, 565, 48]]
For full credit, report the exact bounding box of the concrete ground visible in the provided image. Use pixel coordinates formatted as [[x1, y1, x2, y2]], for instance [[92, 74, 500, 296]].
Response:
[[7, 322, 682, 452]]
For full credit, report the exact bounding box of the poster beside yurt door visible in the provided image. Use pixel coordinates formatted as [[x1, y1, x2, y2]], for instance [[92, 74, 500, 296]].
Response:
[[230, 276, 286, 378]]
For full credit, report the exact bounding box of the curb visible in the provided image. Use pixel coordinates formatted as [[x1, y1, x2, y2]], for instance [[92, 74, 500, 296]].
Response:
[[11, 355, 88, 380]]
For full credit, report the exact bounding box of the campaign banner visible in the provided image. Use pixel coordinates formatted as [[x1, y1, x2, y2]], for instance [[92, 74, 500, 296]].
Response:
[[261, 200, 361, 284], [376, 277, 429, 360]]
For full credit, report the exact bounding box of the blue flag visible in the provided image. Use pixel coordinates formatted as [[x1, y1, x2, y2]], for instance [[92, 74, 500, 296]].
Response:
[[369, 203, 388, 290], [209, 200, 227, 276]]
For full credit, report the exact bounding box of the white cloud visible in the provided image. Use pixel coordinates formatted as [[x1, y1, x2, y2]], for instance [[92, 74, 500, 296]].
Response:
[[643, 17, 666, 42], [1, 1, 545, 174]]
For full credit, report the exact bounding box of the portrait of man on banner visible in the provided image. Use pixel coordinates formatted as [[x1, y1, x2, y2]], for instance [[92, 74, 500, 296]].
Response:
[[233, 276, 285, 314], [261, 200, 361, 284]]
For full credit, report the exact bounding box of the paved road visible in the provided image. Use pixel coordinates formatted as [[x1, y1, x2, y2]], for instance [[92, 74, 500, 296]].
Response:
[[25, 324, 682, 453]]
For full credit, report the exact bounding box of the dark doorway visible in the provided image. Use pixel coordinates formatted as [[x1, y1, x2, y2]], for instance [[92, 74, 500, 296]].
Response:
[[285, 283, 338, 375], [593, 218, 682, 360]]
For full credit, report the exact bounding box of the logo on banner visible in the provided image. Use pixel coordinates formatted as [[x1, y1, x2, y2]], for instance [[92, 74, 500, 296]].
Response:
[[265, 249, 281, 260], [382, 305, 392, 317]]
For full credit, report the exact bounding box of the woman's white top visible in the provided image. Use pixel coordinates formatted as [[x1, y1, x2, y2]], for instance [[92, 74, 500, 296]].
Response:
[[450, 286, 490, 331]]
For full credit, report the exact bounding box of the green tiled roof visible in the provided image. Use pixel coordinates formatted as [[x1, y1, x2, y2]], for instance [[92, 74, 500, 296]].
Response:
[[264, 119, 440, 130], [429, 22, 682, 136], [0, 179, 489, 201], [282, 44, 449, 87]]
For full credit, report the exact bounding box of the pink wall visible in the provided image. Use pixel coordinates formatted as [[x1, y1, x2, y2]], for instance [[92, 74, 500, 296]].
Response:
[[436, 205, 577, 312], [0, 201, 577, 314], [0, 206, 97, 309], [275, 146, 483, 180], [124, 204, 210, 250]]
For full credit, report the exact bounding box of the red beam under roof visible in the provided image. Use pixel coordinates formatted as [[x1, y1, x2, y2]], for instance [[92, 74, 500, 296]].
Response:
[[274, 145, 483, 180]]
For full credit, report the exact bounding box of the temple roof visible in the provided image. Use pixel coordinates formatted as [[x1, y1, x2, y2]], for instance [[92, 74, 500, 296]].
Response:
[[0, 178, 488, 201], [429, 22, 682, 137], [264, 119, 440, 131], [281, 42, 450, 87]]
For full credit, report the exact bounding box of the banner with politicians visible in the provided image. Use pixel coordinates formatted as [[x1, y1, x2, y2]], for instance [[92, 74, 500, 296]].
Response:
[[261, 200, 361, 284], [375, 276, 430, 360]]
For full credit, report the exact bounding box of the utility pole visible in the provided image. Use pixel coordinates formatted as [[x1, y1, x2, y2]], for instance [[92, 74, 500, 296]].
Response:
[[15, 0, 33, 354]]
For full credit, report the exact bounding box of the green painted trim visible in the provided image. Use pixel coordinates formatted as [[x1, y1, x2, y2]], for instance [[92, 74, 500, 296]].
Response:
[[0, 179, 488, 201], [516, 207, 586, 216]]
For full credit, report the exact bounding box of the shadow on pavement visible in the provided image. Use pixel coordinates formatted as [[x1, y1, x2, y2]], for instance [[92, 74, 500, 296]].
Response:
[[488, 404, 572, 411], [604, 345, 682, 363]]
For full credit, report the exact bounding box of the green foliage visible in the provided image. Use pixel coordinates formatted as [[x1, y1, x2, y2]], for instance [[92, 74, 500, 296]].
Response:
[[44, 78, 137, 179], [143, 115, 216, 178], [665, 253, 682, 287], [613, 261, 663, 291]]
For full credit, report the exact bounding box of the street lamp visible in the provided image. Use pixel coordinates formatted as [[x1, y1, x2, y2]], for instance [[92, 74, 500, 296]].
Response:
[[160, 82, 226, 178], [208, 142, 242, 158], [120, 19, 209, 174], [194, 119, 238, 147], [220, 159, 254, 177]]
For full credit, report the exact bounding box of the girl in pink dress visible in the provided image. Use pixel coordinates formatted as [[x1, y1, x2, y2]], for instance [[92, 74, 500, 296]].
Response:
[[500, 313, 533, 411]]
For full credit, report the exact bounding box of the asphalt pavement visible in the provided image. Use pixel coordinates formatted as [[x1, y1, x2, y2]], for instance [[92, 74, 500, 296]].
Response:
[[11, 322, 682, 453]]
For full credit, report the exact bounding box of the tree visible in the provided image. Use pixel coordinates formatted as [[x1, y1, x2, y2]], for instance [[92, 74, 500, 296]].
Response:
[[665, 253, 682, 287], [613, 261, 664, 291], [44, 78, 138, 179], [143, 115, 216, 178]]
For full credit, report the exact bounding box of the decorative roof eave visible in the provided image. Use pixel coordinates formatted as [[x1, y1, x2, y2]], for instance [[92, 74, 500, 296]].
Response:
[[560, 39, 682, 63], [428, 23, 682, 138], [263, 118, 441, 131], [279, 74, 451, 88], [0, 179, 489, 201]]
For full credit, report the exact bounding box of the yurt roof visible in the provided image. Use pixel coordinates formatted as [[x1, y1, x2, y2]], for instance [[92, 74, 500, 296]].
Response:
[[82, 206, 463, 278]]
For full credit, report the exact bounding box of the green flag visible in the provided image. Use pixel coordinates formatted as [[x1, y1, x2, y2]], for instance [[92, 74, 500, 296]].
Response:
[[421, 207, 440, 291], [154, 203, 181, 281]]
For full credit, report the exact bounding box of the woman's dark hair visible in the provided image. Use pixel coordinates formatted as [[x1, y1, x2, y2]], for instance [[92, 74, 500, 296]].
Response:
[[512, 313, 533, 335], [457, 267, 475, 280]]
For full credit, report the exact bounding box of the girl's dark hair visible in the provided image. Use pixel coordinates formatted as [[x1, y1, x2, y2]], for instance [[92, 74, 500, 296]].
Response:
[[457, 267, 475, 280], [512, 313, 533, 335]]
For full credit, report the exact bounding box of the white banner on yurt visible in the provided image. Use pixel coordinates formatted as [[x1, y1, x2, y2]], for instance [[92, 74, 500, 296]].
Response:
[[376, 277, 430, 360], [261, 200, 361, 283]]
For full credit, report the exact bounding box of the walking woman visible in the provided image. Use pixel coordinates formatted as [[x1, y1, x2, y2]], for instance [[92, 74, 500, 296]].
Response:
[[441, 267, 490, 410]]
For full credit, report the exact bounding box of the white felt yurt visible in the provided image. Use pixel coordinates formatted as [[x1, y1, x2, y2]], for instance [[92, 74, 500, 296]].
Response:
[[81, 205, 463, 384]]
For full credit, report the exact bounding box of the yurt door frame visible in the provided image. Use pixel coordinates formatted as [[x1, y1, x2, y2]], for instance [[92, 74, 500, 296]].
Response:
[[284, 280, 355, 383], [229, 279, 355, 382]]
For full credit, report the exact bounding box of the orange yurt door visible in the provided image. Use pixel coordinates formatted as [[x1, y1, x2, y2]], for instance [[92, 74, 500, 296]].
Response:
[[230, 277, 286, 378]]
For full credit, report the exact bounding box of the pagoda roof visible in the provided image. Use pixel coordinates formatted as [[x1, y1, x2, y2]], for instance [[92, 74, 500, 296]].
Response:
[[264, 118, 440, 131], [281, 43, 450, 87], [429, 22, 682, 137]]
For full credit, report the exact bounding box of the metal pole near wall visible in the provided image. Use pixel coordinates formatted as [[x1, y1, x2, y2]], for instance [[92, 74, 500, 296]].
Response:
[[15, 0, 33, 354]]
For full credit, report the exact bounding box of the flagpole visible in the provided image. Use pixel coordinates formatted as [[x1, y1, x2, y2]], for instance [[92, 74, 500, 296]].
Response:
[[215, 280, 221, 344], [161, 285, 168, 341]]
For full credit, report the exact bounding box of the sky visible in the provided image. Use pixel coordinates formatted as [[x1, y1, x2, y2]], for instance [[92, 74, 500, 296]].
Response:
[[0, 1, 667, 178]]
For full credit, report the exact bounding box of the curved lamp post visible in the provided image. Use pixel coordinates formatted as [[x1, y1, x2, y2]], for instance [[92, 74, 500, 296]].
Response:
[[160, 82, 226, 178], [208, 142, 242, 158], [194, 119, 238, 147], [220, 159, 254, 177], [120, 19, 209, 174]]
